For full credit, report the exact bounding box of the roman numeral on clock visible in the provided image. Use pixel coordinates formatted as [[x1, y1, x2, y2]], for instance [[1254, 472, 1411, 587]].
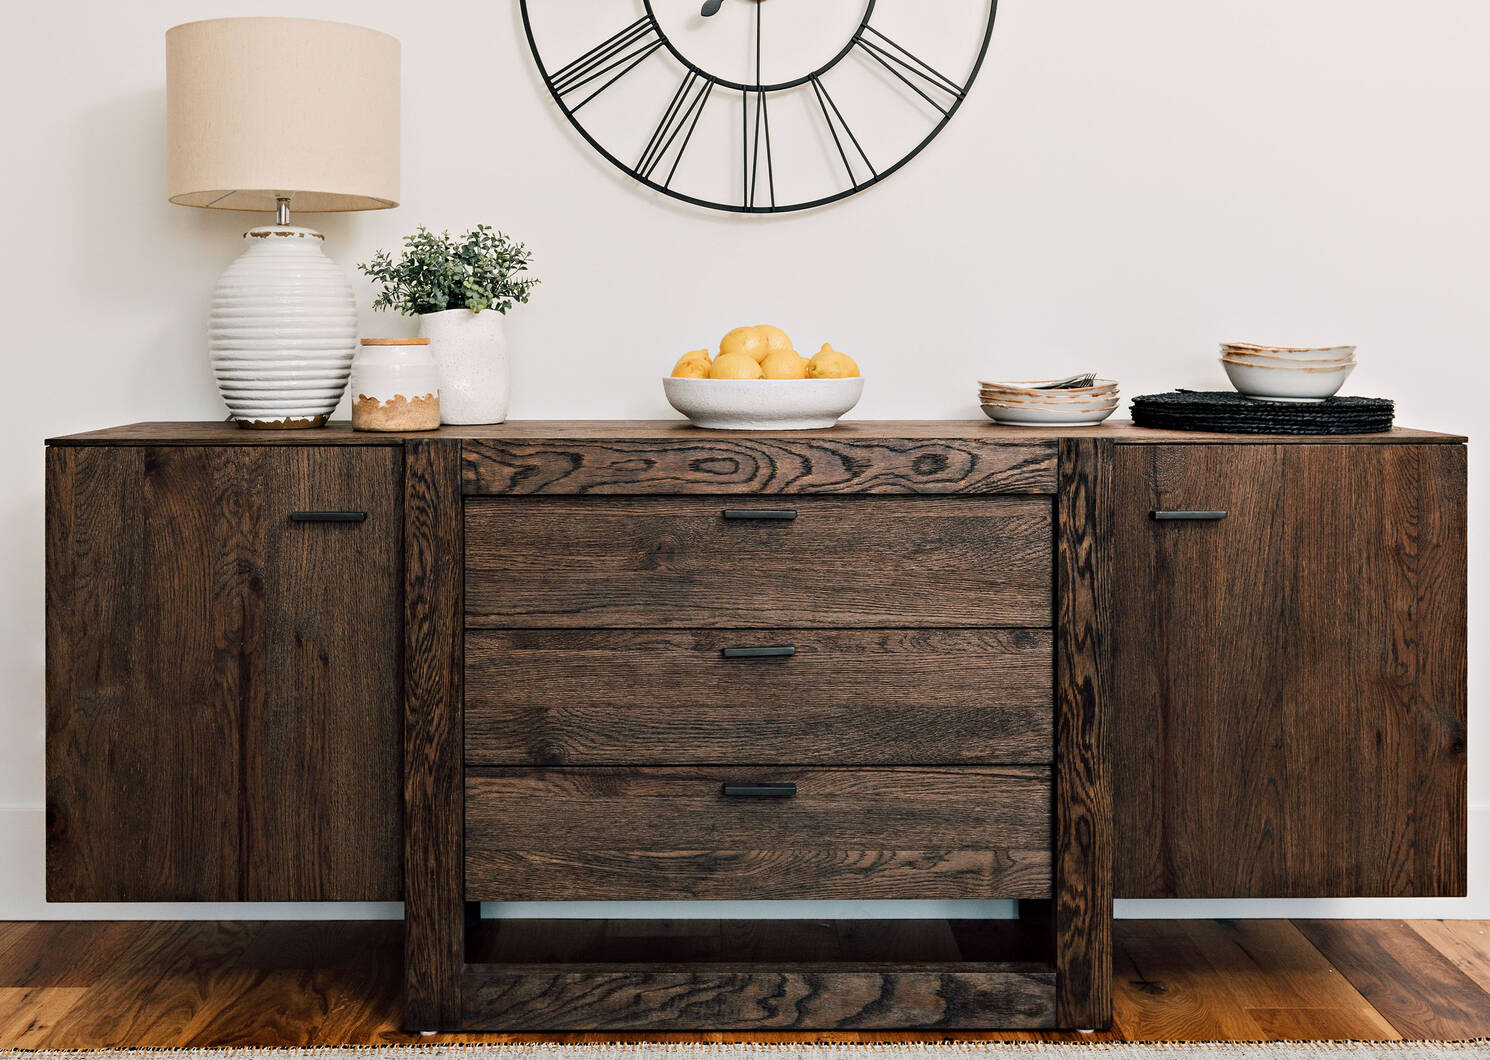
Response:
[[810, 75, 876, 190], [551, 16, 664, 112], [742, 88, 775, 210], [637, 72, 715, 187], [854, 25, 967, 115]]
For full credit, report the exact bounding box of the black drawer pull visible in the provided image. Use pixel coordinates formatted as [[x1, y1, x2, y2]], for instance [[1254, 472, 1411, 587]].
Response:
[[722, 783, 797, 798], [722, 508, 797, 521], [721, 645, 796, 659], [290, 511, 367, 523], [1150, 510, 1227, 521]]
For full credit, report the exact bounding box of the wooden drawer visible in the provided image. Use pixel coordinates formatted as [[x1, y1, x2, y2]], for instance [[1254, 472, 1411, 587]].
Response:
[[465, 629, 1052, 765], [464, 495, 1052, 628], [465, 767, 1052, 901]]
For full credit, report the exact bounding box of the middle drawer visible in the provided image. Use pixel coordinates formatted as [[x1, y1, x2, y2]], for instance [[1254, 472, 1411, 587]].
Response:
[[465, 629, 1053, 766]]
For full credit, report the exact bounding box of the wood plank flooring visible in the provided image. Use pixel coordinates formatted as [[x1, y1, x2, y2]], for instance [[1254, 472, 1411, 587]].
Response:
[[0, 920, 1487, 1047]]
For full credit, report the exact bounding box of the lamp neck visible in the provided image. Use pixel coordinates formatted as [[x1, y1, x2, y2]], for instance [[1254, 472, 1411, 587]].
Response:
[[275, 197, 291, 226]]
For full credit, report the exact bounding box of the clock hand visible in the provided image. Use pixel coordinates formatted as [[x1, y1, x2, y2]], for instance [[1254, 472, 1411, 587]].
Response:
[[700, 0, 722, 15], [755, 0, 761, 86]]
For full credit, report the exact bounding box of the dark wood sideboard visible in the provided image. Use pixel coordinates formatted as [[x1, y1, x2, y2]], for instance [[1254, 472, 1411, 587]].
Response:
[[44, 421, 1467, 1032]]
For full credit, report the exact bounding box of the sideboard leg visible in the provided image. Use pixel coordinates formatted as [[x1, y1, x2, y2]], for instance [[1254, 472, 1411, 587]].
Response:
[[1053, 438, 1114, 1029], [403, 439, 465, 1031]]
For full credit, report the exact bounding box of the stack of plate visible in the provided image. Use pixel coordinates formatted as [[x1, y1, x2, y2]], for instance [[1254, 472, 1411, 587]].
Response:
[[978, 378, 1120, 426], [1220, 343, 1356, 403]]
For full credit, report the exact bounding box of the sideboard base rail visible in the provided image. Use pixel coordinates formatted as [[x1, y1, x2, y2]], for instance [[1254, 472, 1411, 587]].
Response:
[[454, 916, 1059, 1031]]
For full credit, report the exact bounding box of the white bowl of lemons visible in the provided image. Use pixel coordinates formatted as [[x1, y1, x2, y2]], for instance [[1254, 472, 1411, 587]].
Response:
[[663, 325, 863, 430]]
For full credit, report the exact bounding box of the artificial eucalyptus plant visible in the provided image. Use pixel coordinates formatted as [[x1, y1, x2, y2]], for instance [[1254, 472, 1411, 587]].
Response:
[[358, 225, 538, 315]]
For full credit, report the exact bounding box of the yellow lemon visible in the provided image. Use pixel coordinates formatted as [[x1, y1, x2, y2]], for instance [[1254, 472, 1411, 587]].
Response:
[[760, 349, 808, 380], [719, 326, 773, 363], [672, 350, 712, 378], [806, 343, 860, 379], [710, 352, 764, 379], [755, 324, 795, 355]]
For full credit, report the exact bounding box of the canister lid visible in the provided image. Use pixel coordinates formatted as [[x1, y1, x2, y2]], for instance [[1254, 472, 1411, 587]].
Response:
[[360, 337, 430, 345]]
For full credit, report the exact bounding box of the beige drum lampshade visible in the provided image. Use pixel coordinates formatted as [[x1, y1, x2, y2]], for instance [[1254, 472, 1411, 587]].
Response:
[[167, 17, 400, 212]]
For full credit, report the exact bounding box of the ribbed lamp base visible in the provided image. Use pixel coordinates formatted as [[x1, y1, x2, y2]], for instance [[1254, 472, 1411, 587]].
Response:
[[208, 226, 357, 429]]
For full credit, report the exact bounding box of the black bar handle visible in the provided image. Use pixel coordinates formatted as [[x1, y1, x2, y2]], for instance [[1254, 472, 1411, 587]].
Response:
[[1150, 510, 1227, 521], [722, 783, 797, 798], [722, 508, 797, 521], [290, 511, 368, 523], [721, 645, 796, 659]]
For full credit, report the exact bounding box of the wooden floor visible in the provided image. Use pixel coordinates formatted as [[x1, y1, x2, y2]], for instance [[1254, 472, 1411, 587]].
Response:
[[2, 920, 1489, 1047]]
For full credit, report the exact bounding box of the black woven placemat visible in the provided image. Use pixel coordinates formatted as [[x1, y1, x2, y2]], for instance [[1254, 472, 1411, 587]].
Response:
[[1131, 391, 1394, 435]]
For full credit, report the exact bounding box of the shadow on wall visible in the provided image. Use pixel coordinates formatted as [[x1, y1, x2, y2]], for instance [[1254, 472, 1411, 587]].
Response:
[[0, 493, 46, 809], [70, 87, 371, 422], [70, 88, 225, 417]]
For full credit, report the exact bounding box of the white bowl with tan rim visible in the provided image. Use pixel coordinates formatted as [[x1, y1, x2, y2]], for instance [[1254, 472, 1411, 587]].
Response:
[[979, 389, 1119, 405], [979, 378, 1118, 397], [1215, 350, 1358, 366], [1221, 349, 1355, 369], [980, 393, 1120, 412], [981, 401, 1118, 426], [1221, 356, 1355, 402]]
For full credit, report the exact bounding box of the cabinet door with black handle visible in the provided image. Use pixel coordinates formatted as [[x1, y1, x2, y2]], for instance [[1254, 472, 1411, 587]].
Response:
[[1110, 442, 1467, 899], [46, 444, 402, 902]]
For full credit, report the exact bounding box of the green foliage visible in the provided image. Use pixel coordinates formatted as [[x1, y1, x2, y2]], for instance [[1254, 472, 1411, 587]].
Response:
[[358, 225, 539, 315]]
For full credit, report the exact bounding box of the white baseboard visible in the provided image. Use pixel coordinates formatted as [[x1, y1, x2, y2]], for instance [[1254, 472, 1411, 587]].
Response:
[[2, 805, 1485, 921]]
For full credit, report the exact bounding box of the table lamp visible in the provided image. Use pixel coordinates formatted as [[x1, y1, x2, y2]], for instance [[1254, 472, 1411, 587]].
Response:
[[166, 17, 400, 428]]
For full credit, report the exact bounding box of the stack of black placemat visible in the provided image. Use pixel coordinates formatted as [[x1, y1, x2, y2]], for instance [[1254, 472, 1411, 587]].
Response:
[[1131, 391, 1394, 434]]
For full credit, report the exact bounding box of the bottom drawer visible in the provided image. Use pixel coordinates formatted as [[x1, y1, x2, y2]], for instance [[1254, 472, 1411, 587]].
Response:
[[465, 767, 1052, 901]]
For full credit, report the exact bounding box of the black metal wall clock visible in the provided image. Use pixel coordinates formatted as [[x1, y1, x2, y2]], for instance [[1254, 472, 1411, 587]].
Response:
[[520, 0, 998, 213]]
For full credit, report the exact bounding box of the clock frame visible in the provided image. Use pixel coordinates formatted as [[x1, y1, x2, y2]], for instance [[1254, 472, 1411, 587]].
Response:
[[519, 0, 999, 213]]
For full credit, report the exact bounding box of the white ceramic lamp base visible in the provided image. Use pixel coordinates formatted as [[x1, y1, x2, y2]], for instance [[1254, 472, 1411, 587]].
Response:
[[208, 226, 357, 429]]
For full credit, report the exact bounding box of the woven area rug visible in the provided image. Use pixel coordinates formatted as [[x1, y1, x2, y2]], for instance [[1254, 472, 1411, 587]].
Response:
[[2, 1044, 1486, 1058]]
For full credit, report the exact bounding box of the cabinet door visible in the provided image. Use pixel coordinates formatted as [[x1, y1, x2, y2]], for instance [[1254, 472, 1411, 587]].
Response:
[[1110, 443, 1466, 898], [46, 445, 402, 902]]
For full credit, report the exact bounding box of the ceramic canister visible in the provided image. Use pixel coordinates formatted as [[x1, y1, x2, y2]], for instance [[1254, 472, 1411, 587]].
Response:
[[350, 338, 441, 431]]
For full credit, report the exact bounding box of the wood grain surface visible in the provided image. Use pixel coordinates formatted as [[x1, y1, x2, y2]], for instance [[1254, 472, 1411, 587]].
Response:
[[46, 445, 402, 903], [462, 918, 1051, 968], [465, 495, 1053, 628], [1295, 919, 1490, 1040], [461, 435, 1056, 495], [1407, 920, 1490, 998], [465, 767, 1052, 901], [459, 967, 1057, 1031], [400, 439, 465, 1031], [1175, 919, 1399, 1040], [47, 419, 1466, 447], [464, 628, 1052, 765], [248, 447, 403, 900], [1110, 443, 1468, 898], [5, 917, 1488, 1045], [1052, 438, 1114, 1028]]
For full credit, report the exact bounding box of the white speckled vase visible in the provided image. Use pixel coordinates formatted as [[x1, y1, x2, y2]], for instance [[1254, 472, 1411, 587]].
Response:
[[209, 226, 357, 429], [417, 308, 509, 425]]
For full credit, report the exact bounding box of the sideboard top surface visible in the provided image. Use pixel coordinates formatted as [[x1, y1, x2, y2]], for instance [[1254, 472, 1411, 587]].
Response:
[[46, 420, 1467, 446]]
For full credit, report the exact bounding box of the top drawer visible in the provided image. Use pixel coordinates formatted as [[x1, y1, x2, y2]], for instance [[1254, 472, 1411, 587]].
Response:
[[465, 495, 1052, 628]]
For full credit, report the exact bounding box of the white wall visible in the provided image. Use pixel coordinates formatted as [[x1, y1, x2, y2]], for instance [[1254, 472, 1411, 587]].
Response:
[[1, 0, 1484, 920]]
